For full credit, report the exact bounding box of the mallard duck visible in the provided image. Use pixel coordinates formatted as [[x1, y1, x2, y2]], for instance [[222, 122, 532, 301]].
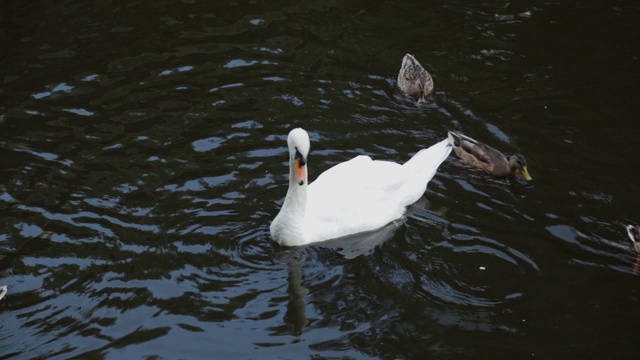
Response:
[[448, 131, 532, 181], [270, 128, 452, 246], [627, 225, 640, 253], [397, 54, 434, 104]]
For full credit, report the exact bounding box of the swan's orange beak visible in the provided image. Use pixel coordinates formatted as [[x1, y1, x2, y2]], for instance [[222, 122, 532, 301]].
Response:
[[294, 154, 306, 185], [294, 149, 307, 185]]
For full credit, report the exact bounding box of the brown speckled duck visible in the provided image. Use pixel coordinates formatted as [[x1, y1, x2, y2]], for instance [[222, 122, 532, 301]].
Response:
[[627, 225, 640, 253], [397, 54, 434, 104], [448, 131, 532, 181]]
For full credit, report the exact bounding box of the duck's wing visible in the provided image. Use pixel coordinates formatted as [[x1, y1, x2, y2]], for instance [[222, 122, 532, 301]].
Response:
[[455, 132, 508, 164], [469, 142, 506, 165]]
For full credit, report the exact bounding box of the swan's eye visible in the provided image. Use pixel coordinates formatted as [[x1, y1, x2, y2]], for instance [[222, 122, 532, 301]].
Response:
[[295, 149, 306, 166]]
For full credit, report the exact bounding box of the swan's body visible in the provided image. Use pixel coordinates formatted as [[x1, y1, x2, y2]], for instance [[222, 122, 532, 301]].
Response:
[[397, 54, 434, 104], [627, 225, 640, 253], [270, 128, 452, 246]]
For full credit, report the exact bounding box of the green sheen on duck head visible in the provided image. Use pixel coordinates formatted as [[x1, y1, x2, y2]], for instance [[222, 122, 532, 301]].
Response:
[[509, 153, 532, 181]]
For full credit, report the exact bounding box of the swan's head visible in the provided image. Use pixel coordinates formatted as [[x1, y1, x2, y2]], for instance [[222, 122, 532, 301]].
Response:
[[287, 128, 310, 186]]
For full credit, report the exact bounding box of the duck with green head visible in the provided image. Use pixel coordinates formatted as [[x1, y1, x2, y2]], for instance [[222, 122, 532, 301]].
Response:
[[448, 131, 533, 181]]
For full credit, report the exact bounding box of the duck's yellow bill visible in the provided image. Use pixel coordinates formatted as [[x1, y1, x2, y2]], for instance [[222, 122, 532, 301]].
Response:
[[295, 159, 306, 185], [520, 166, 533, 181]]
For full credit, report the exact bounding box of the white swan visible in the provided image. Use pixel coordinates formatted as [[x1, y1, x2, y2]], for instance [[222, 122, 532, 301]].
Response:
[[270, 128, 452, 246]]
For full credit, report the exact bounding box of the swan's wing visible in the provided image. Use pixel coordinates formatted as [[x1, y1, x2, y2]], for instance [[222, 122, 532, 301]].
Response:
[[311, 155, 406, 194], [304, 139, 451, 243], [306, 156, 411, 242]]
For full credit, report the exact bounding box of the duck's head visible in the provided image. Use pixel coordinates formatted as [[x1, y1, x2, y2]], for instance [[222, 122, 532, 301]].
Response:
[[287, 128, 310, 186], [509, 153, 532, 181]]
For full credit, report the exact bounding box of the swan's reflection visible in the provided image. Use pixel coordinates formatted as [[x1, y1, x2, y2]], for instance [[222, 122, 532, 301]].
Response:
[[0, 285, 7, 301], [274, 219, 405, 335], [318, 218, 406, 259], [282, 251, 308, 335]]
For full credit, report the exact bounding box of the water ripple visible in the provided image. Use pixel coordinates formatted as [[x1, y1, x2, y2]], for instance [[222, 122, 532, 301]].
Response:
[[1, 1, 638, 358]]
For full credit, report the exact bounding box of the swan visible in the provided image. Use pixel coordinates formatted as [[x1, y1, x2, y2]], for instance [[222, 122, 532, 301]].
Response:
[[270, 128, 452, 246]]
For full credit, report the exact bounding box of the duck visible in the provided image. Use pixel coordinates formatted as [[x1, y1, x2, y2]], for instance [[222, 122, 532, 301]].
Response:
[[626, 225, 640, 253], [447, 131, 532, 181], [270, 128, 452, 246], [397, 54, 434, 104]]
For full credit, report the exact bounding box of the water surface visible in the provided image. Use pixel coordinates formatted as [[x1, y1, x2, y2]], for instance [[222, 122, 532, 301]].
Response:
[[1, 1, 639, 358]]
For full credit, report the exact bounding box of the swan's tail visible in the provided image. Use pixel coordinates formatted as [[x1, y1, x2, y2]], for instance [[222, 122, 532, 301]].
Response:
[[403, 137, 452, 180]]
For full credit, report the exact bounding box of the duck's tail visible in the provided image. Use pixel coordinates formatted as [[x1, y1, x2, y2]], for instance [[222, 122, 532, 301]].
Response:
[[447, 131, 464, 147], [627, 225, 639, 243]]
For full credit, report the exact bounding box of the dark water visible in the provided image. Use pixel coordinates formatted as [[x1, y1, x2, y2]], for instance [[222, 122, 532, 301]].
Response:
[[1, 0, 639, 358]]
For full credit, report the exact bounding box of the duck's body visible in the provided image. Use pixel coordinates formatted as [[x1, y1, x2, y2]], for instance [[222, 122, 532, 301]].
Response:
[[270, 128, 452, 246], [397, 54, 434, 104], [627, 225, 640, 253], [447, 131, 532, 180]]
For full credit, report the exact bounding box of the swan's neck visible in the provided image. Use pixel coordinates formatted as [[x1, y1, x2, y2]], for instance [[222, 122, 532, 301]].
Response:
[[271, 159, 308, 246]]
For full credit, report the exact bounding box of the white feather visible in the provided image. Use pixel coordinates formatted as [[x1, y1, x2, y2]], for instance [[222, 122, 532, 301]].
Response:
[[270, 128, 452, 246]]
